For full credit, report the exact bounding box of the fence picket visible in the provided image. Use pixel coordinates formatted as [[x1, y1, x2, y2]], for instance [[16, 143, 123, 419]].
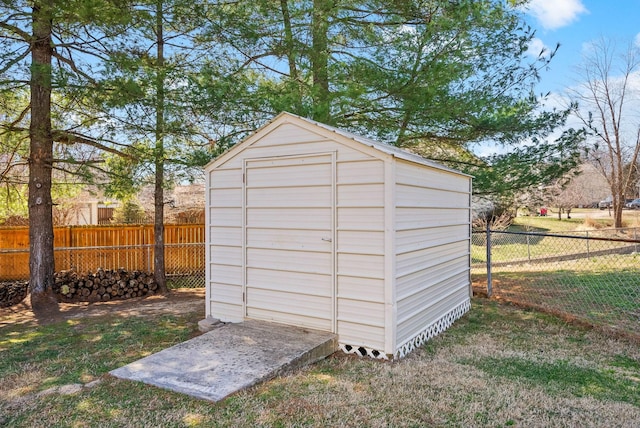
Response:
[[0, 224, 204, 285]]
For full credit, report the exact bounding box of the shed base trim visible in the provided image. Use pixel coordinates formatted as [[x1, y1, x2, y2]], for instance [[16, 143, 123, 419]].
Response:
[[339, 344, 389, 360], [395, 298, 471, 359]]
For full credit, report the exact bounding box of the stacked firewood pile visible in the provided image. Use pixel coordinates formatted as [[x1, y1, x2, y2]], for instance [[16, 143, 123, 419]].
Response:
[[54, 268, 158, 302], [0, 268, 158, 307], [0, 281, 28, 308]]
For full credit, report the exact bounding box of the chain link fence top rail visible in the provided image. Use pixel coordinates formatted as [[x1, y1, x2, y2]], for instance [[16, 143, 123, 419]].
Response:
[[472, 227, 640, 338]]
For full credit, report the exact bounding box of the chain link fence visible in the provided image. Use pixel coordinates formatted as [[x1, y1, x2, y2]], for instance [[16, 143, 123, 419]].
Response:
[[164, 243, 205, 289], [0, 243, 205, 289], [472, 228, 640, 338]]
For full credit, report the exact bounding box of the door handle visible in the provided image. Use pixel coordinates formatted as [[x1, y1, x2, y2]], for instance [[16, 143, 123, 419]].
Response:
[[322, 238, 332, 242]]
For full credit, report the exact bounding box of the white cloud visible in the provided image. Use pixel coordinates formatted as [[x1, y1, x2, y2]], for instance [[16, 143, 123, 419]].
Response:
[[526, 0, 588, 30], [626, 69, 640, 93], [526, 38, 550, 58], [634, 32, 640, 47]]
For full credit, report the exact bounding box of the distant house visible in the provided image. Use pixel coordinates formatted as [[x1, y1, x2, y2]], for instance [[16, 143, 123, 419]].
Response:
[[74, 201, 117, 225], [137, 183, 205, 223], [53, 189, 119, 226]]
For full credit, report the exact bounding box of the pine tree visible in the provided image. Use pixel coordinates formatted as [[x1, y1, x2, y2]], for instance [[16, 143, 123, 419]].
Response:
[[0, 0, 131, 313]]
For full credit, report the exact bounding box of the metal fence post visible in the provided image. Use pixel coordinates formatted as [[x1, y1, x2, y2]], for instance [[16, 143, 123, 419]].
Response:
[[486, 223, 492, 297], [586, 230, 590, 258], [526, 234, 531, 262]]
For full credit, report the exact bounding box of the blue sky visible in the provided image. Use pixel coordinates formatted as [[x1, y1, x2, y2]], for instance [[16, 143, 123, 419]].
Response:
[[522, 0, 640, 94]]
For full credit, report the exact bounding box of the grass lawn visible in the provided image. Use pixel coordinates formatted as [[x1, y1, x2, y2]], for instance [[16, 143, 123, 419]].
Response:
[[474, 255, 640, 336], [472, 210, 640, 338], [472, 210, 640, 265], [512, 215, 590, 232], [2, 299, 639, 427], [511, 209, 640, 232], [471, 229, 636, 266]]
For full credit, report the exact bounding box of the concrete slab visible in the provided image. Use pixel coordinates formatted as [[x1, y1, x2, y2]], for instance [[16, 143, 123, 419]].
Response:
[[109, 320, 338, 402]]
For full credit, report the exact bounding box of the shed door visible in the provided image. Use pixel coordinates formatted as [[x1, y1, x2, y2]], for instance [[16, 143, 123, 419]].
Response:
[[244, 153, 336, 332]]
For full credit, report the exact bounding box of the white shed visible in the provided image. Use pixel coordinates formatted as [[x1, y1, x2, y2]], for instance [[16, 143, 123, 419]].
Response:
[[204, 112, 472, 359]]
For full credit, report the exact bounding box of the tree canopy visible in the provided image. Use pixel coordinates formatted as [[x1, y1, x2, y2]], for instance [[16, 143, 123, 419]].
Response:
[[0, 0, 586, 309], [198, 0, 583, 196]]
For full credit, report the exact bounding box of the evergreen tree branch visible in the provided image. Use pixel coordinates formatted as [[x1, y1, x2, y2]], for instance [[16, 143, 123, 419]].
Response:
[[51, 50, 98, 85], [0, 46, 30, 75], [0, 21, 31, 41]]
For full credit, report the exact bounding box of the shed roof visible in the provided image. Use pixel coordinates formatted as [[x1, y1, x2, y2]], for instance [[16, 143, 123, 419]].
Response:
[[207, 112, 470, 177]]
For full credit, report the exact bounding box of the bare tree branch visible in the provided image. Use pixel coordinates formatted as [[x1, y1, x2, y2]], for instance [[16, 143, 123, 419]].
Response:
[[51, 50, 98, 85], [51, 130, 135, 159], [0, 21, 31, 41], [0, 46, 30, 75], [571, 37, 640, 227]]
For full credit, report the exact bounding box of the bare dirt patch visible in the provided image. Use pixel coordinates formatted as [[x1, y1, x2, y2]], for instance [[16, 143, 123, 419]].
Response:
[[0, 288, 205, 328]]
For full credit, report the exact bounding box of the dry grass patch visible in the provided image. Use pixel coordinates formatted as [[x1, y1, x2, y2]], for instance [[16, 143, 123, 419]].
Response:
[[237, 301, 640, 427], [2, 298, 639, 427], [580, 216, 610, 230]]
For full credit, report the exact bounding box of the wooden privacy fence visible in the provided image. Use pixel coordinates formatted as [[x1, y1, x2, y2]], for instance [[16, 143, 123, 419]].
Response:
[[0, 224, 205, 281]]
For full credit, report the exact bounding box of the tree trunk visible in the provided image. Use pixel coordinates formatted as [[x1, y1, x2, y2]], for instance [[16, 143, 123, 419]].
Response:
[[311, 0, 331, 123], [153, 0, 168, 294], [29, 1, 59, 315], [614, 189, 624, 228], [280, 0, 303, 113], [613, 137, 624, 227]]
